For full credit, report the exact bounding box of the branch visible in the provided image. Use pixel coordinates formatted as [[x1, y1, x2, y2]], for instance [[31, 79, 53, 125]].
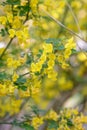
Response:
[[57, 3, 69, 36], [66, 0, 83, 38], [0, 0, 30, 59], [23, 0, 30, 24], [39, 85, 83, 130], [0, 38, 14, 59], [21, 72, 30, 77], [79, 97, 87, 112], [41, 9, 87, 43], [0, 122, 13, 125]]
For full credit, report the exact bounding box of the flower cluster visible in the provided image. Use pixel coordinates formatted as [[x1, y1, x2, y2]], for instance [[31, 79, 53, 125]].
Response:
[[0, 0, 87, 130], [28, 109, 87, 130]]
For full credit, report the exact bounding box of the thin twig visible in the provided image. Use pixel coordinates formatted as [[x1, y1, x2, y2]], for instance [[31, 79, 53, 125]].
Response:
[[23, 0, 30, 24], [66, 0, 83, 38], [57, 3, 69, 36], [21, 72, 30, 77], [65, 1, 87, 56], [39, 85, 83, 130], [0, 38, 14, 59], [0, 122, 13, 125], [41, 9, 87, 43], [0, 0, 30, 59]]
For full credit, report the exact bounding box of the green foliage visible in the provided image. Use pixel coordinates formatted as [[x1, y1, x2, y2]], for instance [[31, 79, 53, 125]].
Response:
[[0, 0, 87, 130], [20, 123, 35, 130], [6, 0, 20, 5], [14, 76, 27, 91], [0, 29, 6, 37], [45, 38, 65, 51], [0, 72, 9, 81], [45, 38, 61, 45], [48, 120, 58, 129]]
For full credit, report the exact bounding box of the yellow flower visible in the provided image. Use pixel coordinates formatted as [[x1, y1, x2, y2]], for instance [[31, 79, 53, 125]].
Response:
[[46, 110, 58, 121], [0, 16, 7, 25], [23, 28, 29, 37], [31, 80, 41, 96], [7, 13, 13, 23], [13, 60, 21, 69], [12, 72, 19, 82], [15, 28, 29, 42], [10, 99, 22, 114], [72, 1, 81, 9], [59, 1, 65, 8], [58, 76, 73, 90], [65, 37, 76, 50], [57, 55, 64, 63], [48, 53, 56, 60], [21, 0, 28, 6], [31, 87, 40, 95], [61, 62, 69, 69], [64, 49, 71, 59], [48, 70, 57, 81], [0, 84, 7, 95], [32, 117, 43, 129], [30, 0, 38, 13], [12, 16, 22, 29], [15, 30, 23, 39], [7, 57, 14, 67], [77, 52, 87, 62], [72, 109, 79, 115], [8, 85, 15, 94], [8, 29, 15, 38], [48, 60, 54, 69], [36, 62, 42, 72], [31, 63, 37, 72], [40, 53, 47, 63], [31, 61, 42, 73], [81, 115, 87, 123], [19, 88, 30, 98], [43, 43, 53, 53], [7, 57, 21, 69]]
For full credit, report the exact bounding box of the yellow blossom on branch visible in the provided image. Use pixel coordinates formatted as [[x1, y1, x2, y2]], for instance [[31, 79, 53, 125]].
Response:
[[8, 29, 15, 38]]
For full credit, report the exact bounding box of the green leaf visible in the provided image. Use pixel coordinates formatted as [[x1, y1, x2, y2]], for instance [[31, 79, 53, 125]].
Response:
[[18, 5, 31, 16], [37, 49, 43, 58], [31, 105, 39, 115], [67, 119, 74, 127], [0, 29, 6, 37], [6, 0, 20, 5], [18, 85, 27, 91], [48, 120, 58, 129], [21, 124, 34, 130], [0, 60, 5, 67], [14, 76, 27, 91], [26, 53, 33, 65], [12, 120, 35, 130], [71, 49, 77, 54], [35, 72, 40, 76], [16, 76, 26, 84], [57, 45, 65, 50], [45, 38, 61, 45], [31, 105, 46, 115], [45, 38, 65, 51], [42, 63, 48, 68], [0, 72, 8, 80]]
